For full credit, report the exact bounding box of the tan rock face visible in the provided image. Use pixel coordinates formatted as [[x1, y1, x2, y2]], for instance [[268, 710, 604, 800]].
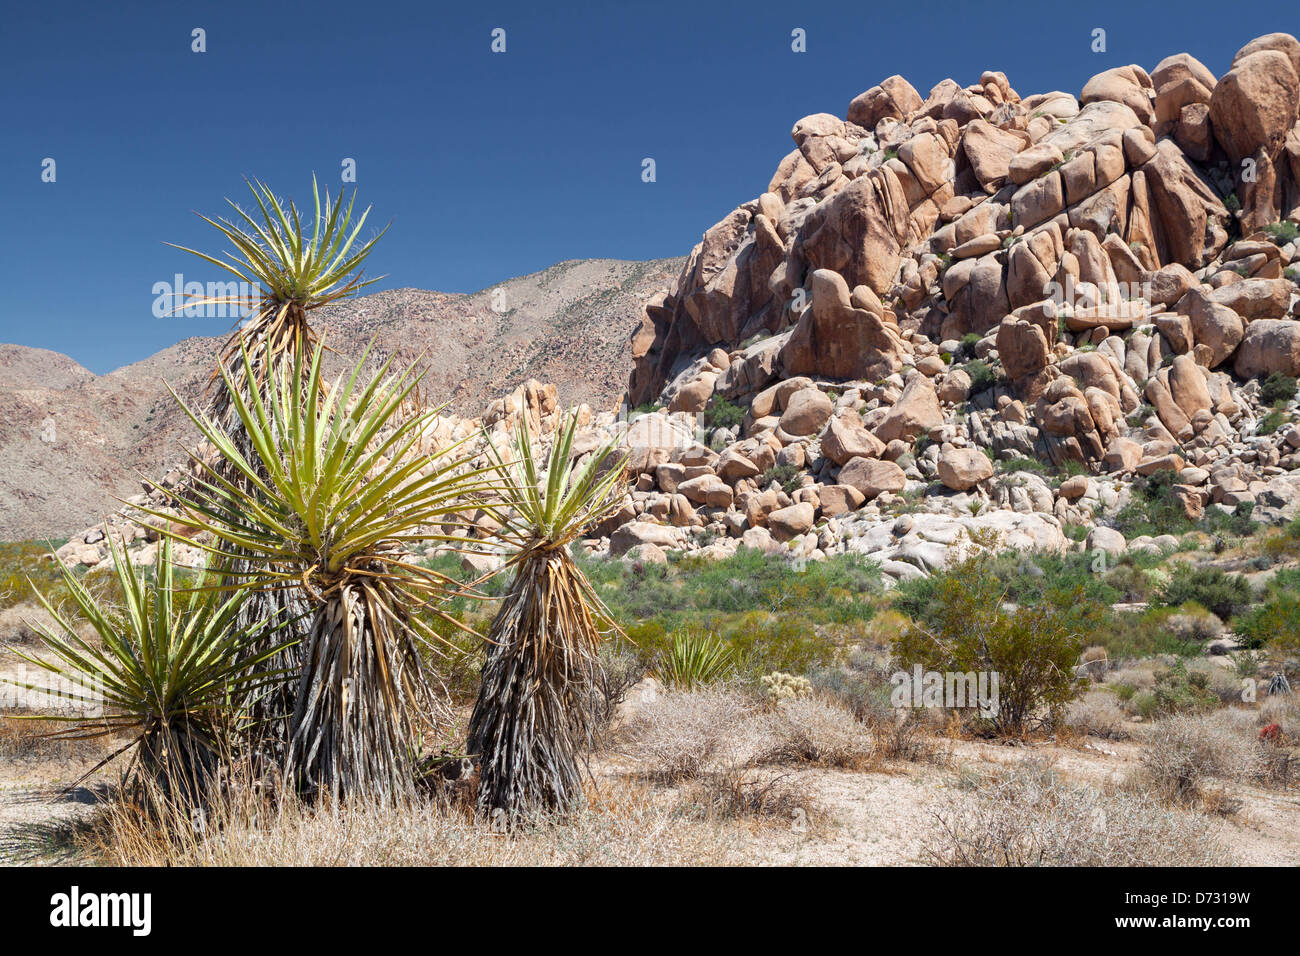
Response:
[[1234, 320, 1300, 378], [778, 269, 904, 381], [936, 446, 994, 491], [1176, 290, 1244, 369], [1209, 49, 1300, 163], [1140, 139, 1231, 269], [778, 387, 833, 436], [820, 413, 885, 466], [800, 168, 911, 296], [874, 374, 944, 443], [837, 457, 907, 499]]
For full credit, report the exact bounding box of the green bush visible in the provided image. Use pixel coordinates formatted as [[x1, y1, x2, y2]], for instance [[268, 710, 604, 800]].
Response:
[[1258, 409, 1288, 435], [1150, 659, 1218, 716], [1263, 220, 1299, 245], [760, 462, 802, 493], [1157, 565, 1252, 621], [1261, 372, 1297, 407], [702, 396, 745, 430], [1234, 591, 1300, 653], [962, 359, 997, 395], [892, 556, 1084, 734]]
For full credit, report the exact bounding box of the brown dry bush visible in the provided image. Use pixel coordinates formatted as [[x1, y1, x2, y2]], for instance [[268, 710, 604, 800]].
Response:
[[755, 697, 875, 770], [925, 759, 1234, 866], [1064, 690, 1130, 740], [89, 777, 747, 866], [617, 684, 758, 782], [1137, 712, 1262, 806]]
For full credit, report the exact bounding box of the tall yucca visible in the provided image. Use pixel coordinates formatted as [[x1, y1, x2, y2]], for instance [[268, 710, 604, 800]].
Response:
[[166, 178, 388, 751], [469, 411, 627, 818], [1, 539, 290, 809], [149, 344, 496, 801]]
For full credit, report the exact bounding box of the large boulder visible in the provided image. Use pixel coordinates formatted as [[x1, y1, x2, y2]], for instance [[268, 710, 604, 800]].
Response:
[[778, 387, 833, 437], [1209, 49, 1300, 163], [874, 374, 943, 443], [610, 521, 685, 557], [936, 446, 994, 491], [848, 75, 923, 129], [1234, 319, 1300, 378], [821, 413, 886, 466], [837, 457, 907, 499]]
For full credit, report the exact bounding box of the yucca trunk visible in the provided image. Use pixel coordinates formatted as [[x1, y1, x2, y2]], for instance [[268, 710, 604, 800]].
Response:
[[468, 546, 605, 818], [286, 574, 429, 802], [207, 309, 316, 756], [137, 717, 223, 812]]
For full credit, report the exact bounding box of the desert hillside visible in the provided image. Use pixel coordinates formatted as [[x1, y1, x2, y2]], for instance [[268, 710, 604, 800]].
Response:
[[0, 256, 682, 540]]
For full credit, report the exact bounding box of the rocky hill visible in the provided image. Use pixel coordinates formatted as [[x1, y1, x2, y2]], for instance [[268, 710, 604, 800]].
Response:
[[598, 33, 1300, 578], [0, 257, 682, 540]]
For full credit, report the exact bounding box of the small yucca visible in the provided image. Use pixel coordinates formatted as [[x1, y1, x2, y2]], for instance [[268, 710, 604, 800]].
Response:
[[1, 540, 290, 809], [468, 411, 626, 819]]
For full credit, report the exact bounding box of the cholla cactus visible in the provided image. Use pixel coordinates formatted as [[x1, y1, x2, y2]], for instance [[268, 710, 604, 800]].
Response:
[[760, 672, 811, 704]]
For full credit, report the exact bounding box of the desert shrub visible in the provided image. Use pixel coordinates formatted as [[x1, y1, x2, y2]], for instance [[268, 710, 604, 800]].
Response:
[[720, 612, 840, 676], [892, 556, 1085, 733], [702, 396, 745, 430], [618, 685, 756, 781], [755, 697, 874, 769], [924, 759, 1233, 866], [1149, 659, 1219, 716], [1261, 372, 1298, 407], [958, 333, 981, 360], [1138, 712, 1260, 805], [1064, 690, 1129, 739], [657, 631, 736, 688], [1236, 591, 1300, 654], [1263, 220, 1299, 245], [1163, 606, 1225, 643], [1259, 409, 1288, 435], [1185, 659, 1246, 705], [94, 777, 746, 866], [961, 359, 996, 395], [1157, 565, 1252, 621], [759, 462, 802, 493]]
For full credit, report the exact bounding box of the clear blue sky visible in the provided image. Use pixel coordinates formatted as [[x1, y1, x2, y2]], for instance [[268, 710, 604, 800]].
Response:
[[0, 0, 1290, 373]]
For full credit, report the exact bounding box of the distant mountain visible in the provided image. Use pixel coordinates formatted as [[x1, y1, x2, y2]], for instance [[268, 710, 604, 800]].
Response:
[[0, 257, 683, 540]]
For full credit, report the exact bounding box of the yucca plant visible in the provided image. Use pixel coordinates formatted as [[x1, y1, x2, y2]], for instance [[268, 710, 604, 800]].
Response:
[[468, 411, 627, 819], [658, 631, 736, 688], [166, 178, 388, 751], [148, 343, 496, 802], [1, 539, 290, 809]]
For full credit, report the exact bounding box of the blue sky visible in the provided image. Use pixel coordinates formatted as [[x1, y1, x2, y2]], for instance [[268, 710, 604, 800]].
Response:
[[1, 0, 1292, 373]]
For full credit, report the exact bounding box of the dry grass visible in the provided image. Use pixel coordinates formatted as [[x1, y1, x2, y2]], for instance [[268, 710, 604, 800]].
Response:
[[1136, 712, 1262, 806], [617, 684, 759, 782], [88, 777, 748, 866], [755, 697, 876, 770], [925, 758, 1235, 866], [1064, 690, 1130, 740], [0, 711, 109, 762], [0, 603, 61, 645]]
